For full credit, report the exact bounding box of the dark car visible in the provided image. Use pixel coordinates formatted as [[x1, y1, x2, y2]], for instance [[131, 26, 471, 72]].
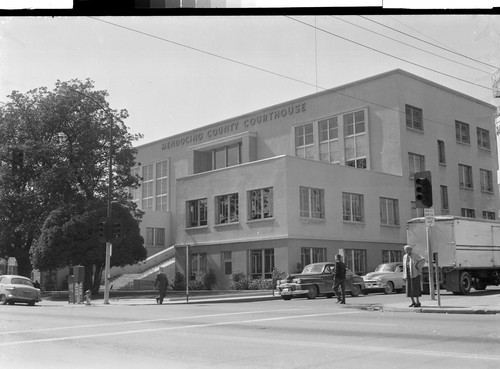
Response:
[[276, 262, 365, 300], [0, 275, 42, 306]]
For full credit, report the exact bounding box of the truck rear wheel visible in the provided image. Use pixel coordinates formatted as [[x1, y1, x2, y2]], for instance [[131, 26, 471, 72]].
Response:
[[458, 271, 472, 295]]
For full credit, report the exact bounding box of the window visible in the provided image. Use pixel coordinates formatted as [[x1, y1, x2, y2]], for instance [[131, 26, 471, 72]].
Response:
[[477, 128, 491, 150], [156, 160, 168, 212], [251, 249, 274, 279], [437, 140, 446, 165], [461, 208, 475, 218], [344, 249, 367, 275], [216, 193, 239, 224], [295, 123, 314, 159], [129, 167, 141, 205], [343, 192, 364, 222], [319, 117, 340, 163], [458, 164, 473, 189], [440, 185, 449, 211], [186, 198, 207, 228], [213, 143, 241, 170], [301, 247, 326, 267], [145, 227, 165, 246], [222, 251, 232, 275], [382, 250, 402, 263], [142, 164, 154, 210], [480, 169, 493, 192], [344, 110, 367, 169], [380, 197, 399, 226], [483, 211, 496, 220], [405, 105, 423, 131], [411, 202, 424, 218], [408, 153, 425, 177], [248, 187, 273, 220], [456, 121, 470, 144], [190, 253, 207, 280], [300, 186, 325, 219]]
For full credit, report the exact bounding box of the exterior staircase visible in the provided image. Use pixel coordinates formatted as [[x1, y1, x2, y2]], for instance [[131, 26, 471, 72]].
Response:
[[105, 246, 176, 291]]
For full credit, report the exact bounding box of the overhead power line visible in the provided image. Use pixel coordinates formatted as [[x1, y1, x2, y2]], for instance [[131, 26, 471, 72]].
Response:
[[286, 16, 492, 92], [360, 15, 498, 71], [332, 16, 492, 75], [87, 17, 496, 133]]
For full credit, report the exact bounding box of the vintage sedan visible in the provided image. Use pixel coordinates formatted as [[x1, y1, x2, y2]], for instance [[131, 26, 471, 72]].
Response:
[[276, 262, 365, 300], [362, 262, 405, 294], [0, 275, 42, 306]]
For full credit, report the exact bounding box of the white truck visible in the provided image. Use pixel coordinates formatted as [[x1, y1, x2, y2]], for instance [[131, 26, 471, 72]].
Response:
[[406, 216, 500, 295]]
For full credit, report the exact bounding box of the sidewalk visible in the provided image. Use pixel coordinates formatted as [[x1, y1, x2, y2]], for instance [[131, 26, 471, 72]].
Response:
[[45, 288, 500, 314]]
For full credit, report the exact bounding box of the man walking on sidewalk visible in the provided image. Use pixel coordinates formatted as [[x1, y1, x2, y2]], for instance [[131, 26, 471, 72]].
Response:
[[154, 267, 168, 304], [333, 254, 346, 304]]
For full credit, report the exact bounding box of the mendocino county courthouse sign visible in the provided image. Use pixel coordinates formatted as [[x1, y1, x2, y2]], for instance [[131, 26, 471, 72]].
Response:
[[161, 102, 307, 151]]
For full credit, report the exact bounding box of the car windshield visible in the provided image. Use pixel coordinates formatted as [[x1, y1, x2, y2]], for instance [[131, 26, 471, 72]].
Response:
[[302, 264, 325, 274], [374, 264, 396, 272], [11, 278, 34, 287]]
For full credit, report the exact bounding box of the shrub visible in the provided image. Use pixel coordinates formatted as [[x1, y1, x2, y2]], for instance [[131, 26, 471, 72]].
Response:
[[201, 269, 217, 290], [230, 271, 249, 290], [172, 271, 186, 291], [248, 278, 274, 290]]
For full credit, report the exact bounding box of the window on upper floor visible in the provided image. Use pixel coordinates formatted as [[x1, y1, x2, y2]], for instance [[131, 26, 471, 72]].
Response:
[[477, 127, 491, 150], [216, 193, 239, 224], [483, 211, 496, 220], [408, 152, 425, 177], [480, 169, 493, 192], [344, 110, 367, 169], [213, 143, 241, 170], [437, 140, 446, 165], [461, 208, 475, 218], [295, 123, 314, 159], [380, 197, 399, 226], [458, 164, 473, 189], [440, 185, 449, 212], [129, 167, 141, 205], [248, 187, 273, 221], [186, 198, 208, 228], [155, 160, 169, 212], [142, 164, 154, 210], [300, 186, 325, 219], [405, 104, 423, 131], [145, 227, 165, 246], [343, 192, 364, 222], [319, 117, 340, 164], [456, 121, 470, 145]]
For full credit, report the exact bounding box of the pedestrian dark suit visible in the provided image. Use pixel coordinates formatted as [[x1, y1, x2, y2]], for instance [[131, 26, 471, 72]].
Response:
[[333, 254, 347, 304], [154, 267, 168, 304]]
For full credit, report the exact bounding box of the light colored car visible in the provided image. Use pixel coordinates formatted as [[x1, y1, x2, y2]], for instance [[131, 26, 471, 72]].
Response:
[[276, 262, 365, 300], [0, 275, 42, 306], [362, 262, 405, 294]]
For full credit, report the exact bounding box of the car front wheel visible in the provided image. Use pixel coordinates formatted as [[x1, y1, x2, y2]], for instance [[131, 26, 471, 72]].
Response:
[[0, 295, 8, 305], [306, 285, 318, 299], [384, 282, 394, 294]]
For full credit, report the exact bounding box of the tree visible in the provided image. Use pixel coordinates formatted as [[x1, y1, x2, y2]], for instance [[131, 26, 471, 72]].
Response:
[[0, 78, 145, 284]]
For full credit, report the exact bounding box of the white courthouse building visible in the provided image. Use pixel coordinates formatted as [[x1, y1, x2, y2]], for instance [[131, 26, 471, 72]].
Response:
[[130, 69, 499, 289]]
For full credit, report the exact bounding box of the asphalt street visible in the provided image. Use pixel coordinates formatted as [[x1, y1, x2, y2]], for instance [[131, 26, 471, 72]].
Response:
[[1, 293, 499, 369]]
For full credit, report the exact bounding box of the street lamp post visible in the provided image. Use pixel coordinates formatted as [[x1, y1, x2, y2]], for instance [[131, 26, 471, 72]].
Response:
[[58, 85, 114, 304]]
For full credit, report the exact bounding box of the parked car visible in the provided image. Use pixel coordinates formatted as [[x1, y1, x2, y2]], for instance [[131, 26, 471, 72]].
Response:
[[362, 262, 405, 294], [276, 262, 365, 300], [0, 275, 42, 306]]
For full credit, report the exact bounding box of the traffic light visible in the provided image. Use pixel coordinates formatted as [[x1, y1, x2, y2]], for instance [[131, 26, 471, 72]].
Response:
[[111, 220, 122, 243], [414, 171, 433, 208], [97, 218, 108, 243]]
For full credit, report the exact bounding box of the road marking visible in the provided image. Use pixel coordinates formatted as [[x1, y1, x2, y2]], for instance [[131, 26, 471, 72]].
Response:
[[0, 308, 304, 335], [301, 319, 398, 326], [0, 311, 358, 346]]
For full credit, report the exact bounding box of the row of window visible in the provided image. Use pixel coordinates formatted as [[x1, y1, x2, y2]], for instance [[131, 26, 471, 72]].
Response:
[[190, 248, 402, 280], [409, 151, 494, 192], [131, 160, 169, 212], [406, 104, 491, 151]]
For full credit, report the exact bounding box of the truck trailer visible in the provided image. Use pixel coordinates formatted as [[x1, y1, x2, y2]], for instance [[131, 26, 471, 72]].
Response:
[[406, 216, 500, 295]]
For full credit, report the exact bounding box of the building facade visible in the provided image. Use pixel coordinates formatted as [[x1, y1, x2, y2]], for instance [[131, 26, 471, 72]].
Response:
[[132, 69, 499, 289]]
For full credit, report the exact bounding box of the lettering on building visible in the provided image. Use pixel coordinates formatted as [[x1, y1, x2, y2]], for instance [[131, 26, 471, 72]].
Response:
[[161, 102, 307, 151]]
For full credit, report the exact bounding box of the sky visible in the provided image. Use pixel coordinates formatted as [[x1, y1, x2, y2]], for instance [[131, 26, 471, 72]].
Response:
[[0, 14, 499, 147]]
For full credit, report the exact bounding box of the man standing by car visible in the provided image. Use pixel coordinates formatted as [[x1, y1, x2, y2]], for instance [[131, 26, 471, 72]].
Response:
[[333, 254, 346, 304]]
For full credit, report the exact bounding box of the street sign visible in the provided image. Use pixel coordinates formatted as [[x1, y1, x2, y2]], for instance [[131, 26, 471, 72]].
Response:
[[424, 208, 435, 227]]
